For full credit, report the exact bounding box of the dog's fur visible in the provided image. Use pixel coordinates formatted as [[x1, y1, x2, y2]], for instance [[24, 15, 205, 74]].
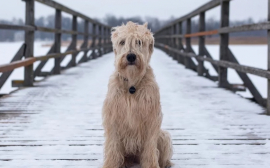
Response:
[[102, 21, 173, 168]]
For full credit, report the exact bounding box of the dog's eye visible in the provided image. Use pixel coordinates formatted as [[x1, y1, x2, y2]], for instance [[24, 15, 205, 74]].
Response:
[[119, 40, 125, 45], [136, 40, 142, 46]]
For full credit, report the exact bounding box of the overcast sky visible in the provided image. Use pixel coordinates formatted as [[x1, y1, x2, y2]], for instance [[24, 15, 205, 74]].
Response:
[[0, 0, 268, 22]]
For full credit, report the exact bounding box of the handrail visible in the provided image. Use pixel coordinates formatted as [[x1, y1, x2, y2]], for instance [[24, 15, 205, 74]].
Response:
[[154, 0, 270, 115], [0, 0, 113, 93]]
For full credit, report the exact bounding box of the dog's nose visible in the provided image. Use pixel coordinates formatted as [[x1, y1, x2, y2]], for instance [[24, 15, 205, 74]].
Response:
[[127, 53, 136, 63]]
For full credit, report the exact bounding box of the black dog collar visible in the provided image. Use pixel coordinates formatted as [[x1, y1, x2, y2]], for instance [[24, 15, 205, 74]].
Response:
[[129, 86, 136, 94]]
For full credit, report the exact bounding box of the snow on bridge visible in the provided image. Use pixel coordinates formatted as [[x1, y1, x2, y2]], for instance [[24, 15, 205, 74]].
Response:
[[0, 49, 269, 168]]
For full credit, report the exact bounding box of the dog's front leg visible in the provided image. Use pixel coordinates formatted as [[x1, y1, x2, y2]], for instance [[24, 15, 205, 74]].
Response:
[[140, 137, 160, 168], [103, 137, 124, 168]]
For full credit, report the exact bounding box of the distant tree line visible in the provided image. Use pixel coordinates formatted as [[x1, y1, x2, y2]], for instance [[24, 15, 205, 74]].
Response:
[[0, 14, 266, 42]]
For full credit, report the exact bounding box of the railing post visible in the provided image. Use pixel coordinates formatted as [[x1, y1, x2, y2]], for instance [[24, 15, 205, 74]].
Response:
[[177, 22, 184, 64], [53, 9, 62, 74], [267, 0, 270, 115], [172, 24, 177, 60], [185, 18, 192, 69], [219, 0, 230, 87], [103, 26, 106, 54], [91, 23, 97, 59], [98, 25, 102, 57], [24, 0, 35, 86], [108, 27, 111, 52], [71, 15, 77, 66], [198, 12, 205, 76], [81, 20, 89, 62]]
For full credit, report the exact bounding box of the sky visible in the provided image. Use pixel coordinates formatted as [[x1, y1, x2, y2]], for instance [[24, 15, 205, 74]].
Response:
[[0, 0, 268, 22]]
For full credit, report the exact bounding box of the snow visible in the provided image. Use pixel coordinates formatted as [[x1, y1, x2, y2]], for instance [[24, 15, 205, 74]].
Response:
[[0, 48, 269, 167]]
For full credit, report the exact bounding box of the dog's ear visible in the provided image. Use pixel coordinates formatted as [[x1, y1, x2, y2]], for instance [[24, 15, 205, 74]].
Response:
[[143, 22, 148, 28]]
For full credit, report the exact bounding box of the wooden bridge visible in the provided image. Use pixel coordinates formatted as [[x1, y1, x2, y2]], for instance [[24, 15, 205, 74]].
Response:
[[0, 0, 270, 167]]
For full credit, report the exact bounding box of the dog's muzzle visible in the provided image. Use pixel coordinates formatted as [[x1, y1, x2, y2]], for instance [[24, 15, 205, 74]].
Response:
[[127, 53, 136, 64]]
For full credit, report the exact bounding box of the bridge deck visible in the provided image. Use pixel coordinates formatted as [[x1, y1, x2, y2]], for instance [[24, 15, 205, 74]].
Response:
[[0, 49, 269, 168]]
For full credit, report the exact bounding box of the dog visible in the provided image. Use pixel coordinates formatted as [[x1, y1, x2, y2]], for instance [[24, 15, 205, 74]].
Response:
[[102, 21, 173, 168]]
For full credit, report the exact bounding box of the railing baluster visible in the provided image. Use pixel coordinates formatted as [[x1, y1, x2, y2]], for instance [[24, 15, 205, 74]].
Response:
[[82, 20, 89, 62], [54, 9, 62, 74], [24, 0, 35, 86], [177, 22, 184, 64], [172, 24, 177, 60], [91, 23, 97, 59], [198, 12, 205, 76], [98, 25, 102, 57], [219, 0, 230, 88], [71, 15, 77, 66], [103, 26, 106, 54], [185, 18, 192, 69]]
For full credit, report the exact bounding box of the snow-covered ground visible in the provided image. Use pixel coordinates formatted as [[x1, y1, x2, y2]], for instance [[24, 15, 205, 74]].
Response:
[[0, 49, 268, 168]]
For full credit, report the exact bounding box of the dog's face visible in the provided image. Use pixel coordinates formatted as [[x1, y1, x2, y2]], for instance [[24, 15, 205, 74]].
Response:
[[111, 22, 154, 81]]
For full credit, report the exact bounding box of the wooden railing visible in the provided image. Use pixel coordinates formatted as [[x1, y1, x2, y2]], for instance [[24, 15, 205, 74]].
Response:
[[0, 0, 112, 90], [154, 0, 270, 115]]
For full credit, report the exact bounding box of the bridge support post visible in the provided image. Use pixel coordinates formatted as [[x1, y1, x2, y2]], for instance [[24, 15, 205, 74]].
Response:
[[198, 12, 205, 76], [267, 0, 270, 115], [108, 27, 112, 52], [24, 0, 35, 86], [185, 18, 192, 69], [103, 26, 107, 54], [71, 16, 78, 67], [91, 24, 97, 59], [81, 20, 89, 62], [177, 22, 184, 64], [98, 25, 102, 57], [172, 24, 177, 60], [219, 0, 230, 88], [53, 9, 62, 74]]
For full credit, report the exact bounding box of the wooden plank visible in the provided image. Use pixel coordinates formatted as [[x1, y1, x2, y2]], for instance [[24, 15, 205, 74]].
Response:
[[53, 9, 62, 74], [155, 0, 230, 33], [0, 24, 35, 31], [219, 0, 230, 88], [219, 22, 270, 33], [228, 49, 265, 107], [198, 12, 205, 76], [185, 30, 218, 38], [23, 0, 35, 87], [36, 26, 90, 36], [0, 44, 26, 88], [155, 34, 184, 39], [0, 58, 36, 73], [35, 0, 110, 28], [156, 22, 270, 39], [155, 43, 270, 79]]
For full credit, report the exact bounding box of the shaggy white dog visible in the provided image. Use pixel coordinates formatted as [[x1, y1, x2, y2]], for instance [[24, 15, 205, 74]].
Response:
[[102, 21, 173, 168]]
